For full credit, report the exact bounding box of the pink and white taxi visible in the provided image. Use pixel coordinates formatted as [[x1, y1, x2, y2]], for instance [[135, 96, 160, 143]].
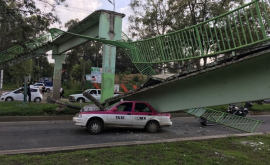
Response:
[[73, 101, 172, 134]]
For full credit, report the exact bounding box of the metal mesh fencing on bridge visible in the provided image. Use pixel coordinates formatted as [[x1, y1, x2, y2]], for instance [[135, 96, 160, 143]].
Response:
[[185, 108, 265, 133], [127, 0, 270, 64], [0, 33, 52, 63]]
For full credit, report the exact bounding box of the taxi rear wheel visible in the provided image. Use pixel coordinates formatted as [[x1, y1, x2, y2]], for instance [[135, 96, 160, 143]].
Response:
[[146, 121, 160, 133], [87, 120, 103, 134]]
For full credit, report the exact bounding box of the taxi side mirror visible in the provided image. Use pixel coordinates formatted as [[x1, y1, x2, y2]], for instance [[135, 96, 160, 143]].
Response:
[[112, 107, 117, 112]]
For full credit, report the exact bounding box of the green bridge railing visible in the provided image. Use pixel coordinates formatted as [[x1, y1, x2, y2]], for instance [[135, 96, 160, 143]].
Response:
[[185, 108, 265, 133], [1, 0, 270, 76], [0, 33, 52, 63]]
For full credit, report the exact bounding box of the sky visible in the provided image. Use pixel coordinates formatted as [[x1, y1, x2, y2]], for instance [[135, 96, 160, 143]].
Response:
[[37, 0, 133, 63]]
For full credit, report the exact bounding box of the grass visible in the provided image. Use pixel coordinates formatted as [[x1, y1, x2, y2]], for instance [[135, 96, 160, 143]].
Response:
[[0, 135, 269, 165], [0, 102, 80, 116], [0, 101, 270, 116], [1, 83, 17, 90]]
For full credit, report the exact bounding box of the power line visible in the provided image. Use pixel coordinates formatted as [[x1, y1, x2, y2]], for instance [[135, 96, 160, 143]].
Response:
[[35, 1, 92, 15]]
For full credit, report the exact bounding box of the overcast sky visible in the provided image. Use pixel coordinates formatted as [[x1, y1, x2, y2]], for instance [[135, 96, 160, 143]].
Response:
[[39, 0, 132, 63], [51, 0, 132, 32]]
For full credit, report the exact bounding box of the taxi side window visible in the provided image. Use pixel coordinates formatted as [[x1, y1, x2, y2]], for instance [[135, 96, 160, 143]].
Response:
[[135, 103, 152, 113], [116, 103, 133, 112]]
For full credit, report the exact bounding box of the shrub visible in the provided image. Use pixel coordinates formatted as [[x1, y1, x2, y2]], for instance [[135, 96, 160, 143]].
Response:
[[0, 102, 79, 116], [132, 75, 140, 83]]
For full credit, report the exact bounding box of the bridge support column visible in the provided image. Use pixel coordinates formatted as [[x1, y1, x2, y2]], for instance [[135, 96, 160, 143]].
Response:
[[99, 12, 123, 103], [52, 46, 65, 100]]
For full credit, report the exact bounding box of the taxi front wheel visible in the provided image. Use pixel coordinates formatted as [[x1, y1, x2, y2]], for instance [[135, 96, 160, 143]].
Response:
[[87, 120, 103, 134], [146, 121, 160, 133]]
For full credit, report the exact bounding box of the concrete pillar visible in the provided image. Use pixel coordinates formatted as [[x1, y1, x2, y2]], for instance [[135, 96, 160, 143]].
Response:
[[99, 12, 123, 103], [52, 45, 65, 100]]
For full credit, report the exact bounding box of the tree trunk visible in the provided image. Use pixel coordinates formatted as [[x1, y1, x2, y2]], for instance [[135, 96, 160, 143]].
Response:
[[81, 61, 86, 91]]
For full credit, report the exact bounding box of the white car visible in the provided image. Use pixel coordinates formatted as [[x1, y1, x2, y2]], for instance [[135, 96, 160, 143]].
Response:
[[31, 83, 53, 92], [73, 101, 172, 134], [0, 87, 43, 102], [69, 89, 120, 103], [30, 83, 44, 90]]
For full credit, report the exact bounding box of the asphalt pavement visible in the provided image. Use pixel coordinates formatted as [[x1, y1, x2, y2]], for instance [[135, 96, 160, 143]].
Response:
[[0, 116, 269, 155], [0, 90, 269, 155]]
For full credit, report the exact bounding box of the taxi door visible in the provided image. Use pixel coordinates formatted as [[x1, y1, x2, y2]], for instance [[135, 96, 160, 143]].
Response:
[[132, 103, 154, 127], [107, 102, 133, 126]]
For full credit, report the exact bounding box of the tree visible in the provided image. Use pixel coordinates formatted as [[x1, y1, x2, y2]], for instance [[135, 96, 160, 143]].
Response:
[[70, 59, 91, 84], [115, 48, 137, 74], [1, 0, 66, 85], [128, 0, 246, 74], [0, 0, 67, 51], [167, 0, 244, 70], [32, 55, 54, 82], [128, 0, 172, 39], [7, 59, 32, 87]]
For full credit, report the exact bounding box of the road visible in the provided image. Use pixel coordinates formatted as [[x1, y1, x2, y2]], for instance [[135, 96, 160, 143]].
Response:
[[0, 116, 269, 151]]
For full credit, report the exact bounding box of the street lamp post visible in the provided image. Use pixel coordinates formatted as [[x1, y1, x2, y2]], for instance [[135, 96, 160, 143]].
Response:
[[108, 0, 115, 11]]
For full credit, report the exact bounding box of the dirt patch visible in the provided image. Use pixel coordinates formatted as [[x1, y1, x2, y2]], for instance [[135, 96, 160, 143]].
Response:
[[115, 74, 146, 84]]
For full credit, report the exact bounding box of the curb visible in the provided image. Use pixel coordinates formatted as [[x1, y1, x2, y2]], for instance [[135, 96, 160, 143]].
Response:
[[0, 115, 73, 122], [0, 132, 269, 155], [0, 113, 191, 122], [0, 111, 270, 122]]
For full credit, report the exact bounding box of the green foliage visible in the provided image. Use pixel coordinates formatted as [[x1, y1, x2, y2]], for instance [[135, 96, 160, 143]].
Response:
[[128, 0, 246, 72], [6, 60, 33, 87], [1, 135, 270, 164], [132, 75, 140, 82], [1, 83, 17, 90], [0, 102, 79, 116], [115, 48, 137, 74], [123, 71, 131, 75], [0, 0, 67, 51], [31, 56, 54, 82], [1, 0, 65, 84]]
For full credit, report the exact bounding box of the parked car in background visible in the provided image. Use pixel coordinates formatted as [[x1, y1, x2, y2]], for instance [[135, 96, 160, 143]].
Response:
[[30, 83, 44, 90], [0, 87, 43, 102], [31, 82, 53, 92], [69, 89, 120, 103], [44, 81, 53, 92], [73, 101, 172, 134]]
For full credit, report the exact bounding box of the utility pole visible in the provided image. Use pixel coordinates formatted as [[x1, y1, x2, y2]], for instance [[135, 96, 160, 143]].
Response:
[[108, 0, 115, 11]]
